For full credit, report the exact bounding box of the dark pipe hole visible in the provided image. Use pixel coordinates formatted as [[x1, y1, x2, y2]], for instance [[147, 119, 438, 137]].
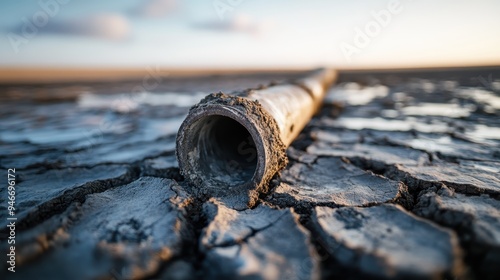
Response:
[[196, 116, 257, 186]]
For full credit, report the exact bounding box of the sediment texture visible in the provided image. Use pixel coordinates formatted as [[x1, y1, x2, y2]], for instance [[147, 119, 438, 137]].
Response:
[[176, 92, 287, 209], [0, 69, 499, 279]]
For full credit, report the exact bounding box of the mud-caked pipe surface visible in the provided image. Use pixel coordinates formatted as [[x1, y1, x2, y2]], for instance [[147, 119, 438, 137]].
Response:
[[176, 69, 337, 207]]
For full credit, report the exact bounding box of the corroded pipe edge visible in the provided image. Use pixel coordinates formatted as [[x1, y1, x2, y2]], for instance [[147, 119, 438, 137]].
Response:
[[176, 92, 287, 207]]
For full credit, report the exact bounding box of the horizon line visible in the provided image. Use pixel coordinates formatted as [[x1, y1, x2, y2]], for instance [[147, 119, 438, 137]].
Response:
[[1, 64, 499, 84]]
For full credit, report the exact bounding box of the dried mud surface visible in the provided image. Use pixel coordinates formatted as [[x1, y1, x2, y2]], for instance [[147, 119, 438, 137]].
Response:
[[0, 69, 499, 279]]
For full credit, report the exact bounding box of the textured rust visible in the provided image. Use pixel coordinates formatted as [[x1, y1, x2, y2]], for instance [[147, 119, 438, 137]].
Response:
[[176, 69, 337, 208]]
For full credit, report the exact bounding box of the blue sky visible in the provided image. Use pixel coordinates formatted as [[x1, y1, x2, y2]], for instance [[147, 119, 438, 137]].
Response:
[[0, 0, 499, 69]]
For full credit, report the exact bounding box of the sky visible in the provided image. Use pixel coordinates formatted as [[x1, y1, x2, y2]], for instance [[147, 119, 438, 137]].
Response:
[[0, 0, 499, 69]]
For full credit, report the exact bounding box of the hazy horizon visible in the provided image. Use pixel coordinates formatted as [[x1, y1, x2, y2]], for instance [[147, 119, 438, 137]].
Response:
[[1, 0, 500, 69]]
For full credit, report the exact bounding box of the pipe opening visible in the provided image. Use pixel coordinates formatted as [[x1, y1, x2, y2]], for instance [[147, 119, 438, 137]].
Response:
[[190, 115, 258, 187]]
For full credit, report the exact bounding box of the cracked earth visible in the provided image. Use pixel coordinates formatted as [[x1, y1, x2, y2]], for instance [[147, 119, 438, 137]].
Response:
[[0, 69, 499, 279]]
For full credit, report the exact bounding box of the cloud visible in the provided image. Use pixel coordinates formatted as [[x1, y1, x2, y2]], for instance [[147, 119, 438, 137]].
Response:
[[192, 14, 273, 36], [12, 13, 131, 41], [130, 0, 177, 18]]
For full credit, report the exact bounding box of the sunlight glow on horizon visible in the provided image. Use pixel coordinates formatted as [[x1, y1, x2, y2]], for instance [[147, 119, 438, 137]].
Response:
[[0, 0, 499, 69]]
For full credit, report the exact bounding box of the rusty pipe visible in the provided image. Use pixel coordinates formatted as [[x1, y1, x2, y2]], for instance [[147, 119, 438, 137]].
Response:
[[176, 69, 337, 207]]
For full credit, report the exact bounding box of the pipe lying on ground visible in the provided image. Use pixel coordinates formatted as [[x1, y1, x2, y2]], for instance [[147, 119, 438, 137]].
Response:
[[176, 68, 337, 207]]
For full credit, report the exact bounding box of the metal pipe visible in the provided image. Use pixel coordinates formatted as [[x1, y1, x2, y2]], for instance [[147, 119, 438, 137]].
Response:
[[176, 69, 337, 207]]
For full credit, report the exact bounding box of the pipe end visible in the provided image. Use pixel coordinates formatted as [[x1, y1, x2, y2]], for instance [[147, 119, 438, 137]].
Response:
[[176, 93, 287, 208]]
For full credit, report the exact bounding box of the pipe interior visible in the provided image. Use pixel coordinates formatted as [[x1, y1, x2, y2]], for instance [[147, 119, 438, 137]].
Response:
[[190, 115, 258, 186]]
